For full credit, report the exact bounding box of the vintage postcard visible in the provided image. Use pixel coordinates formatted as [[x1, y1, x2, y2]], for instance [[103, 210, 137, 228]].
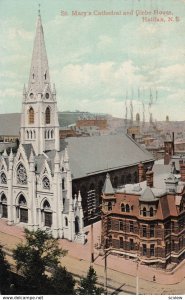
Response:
[[0, 0, 185, 297]]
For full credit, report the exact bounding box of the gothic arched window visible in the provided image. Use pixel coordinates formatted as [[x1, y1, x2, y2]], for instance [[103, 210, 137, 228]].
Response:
[[43, 200, 52, 227], [0, 172, 7, 184], [45, 107, 51, 124], [42, 177, 50, 190], [65, 217, 68, 227], [28, 107, 34, 124], [17, 164, 27, 185]]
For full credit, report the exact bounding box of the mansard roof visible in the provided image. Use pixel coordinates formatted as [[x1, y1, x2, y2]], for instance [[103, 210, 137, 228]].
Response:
[[60, 134, 154, 179]]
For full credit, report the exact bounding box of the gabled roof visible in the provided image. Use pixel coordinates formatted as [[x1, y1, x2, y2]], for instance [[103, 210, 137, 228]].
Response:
[[22, 144, 35, 161], [102, 173, 114, 195], [60, 134, 154, 179], [140, 186, 158, 202]]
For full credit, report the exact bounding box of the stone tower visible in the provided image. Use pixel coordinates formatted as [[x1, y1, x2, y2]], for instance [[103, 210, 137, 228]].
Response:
[[20, 11, 60, 155]]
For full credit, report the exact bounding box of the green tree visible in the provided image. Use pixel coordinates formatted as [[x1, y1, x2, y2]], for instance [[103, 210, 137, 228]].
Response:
[[78, 265, 104, 295], [13, 228, 67, 294], [0, 245, 11, 294], [50, 266, 76, 295]]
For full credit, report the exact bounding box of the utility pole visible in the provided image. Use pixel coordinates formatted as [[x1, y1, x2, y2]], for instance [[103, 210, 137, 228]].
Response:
[[91, 220, 94, 263], [104, 244, 108, 294], [136, 258, 139, 295]]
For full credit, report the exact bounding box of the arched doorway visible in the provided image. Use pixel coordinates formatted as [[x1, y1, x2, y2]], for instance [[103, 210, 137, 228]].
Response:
[[1, 193, 7, 218], [42, 200, 52, 227], [18, 195, 28, 223]]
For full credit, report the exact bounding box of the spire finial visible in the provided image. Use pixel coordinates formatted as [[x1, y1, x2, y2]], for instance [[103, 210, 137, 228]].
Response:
[[38, 3, 41, 16]]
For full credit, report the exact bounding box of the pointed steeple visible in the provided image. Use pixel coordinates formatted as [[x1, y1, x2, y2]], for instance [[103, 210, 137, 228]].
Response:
[[102, 173, 114, 195], [28, 12, 50, 94]]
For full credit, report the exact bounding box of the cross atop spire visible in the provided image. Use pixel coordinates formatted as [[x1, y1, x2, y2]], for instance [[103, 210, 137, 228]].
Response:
[[28, 10, 50, 94]]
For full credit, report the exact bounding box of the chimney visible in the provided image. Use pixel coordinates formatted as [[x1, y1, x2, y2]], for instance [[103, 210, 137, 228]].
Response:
[[146, 167, 154, 188], [138, 162, 145, 182], [179, 159, 185, 182]]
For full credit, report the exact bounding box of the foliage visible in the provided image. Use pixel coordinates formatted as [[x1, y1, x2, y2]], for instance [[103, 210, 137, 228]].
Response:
[[0, 245, 11, 293], [50, 266, 76, 295], [13, 228, 68, 294], [78, 265, 104, 295]]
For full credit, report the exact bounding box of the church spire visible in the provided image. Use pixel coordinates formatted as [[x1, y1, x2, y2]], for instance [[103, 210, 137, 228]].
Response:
[[28, 11, 50, 94]]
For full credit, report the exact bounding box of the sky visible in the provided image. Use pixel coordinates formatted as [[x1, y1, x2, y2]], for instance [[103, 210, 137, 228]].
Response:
[[0, 0, 185, 121]]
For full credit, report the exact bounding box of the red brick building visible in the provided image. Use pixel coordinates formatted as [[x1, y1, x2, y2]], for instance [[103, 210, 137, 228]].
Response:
[[101, 162, 185, 268]]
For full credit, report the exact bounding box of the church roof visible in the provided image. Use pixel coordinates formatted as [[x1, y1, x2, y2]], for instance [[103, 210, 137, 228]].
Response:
[[102, 173, 114, 194], [60, 134, 154, 179]]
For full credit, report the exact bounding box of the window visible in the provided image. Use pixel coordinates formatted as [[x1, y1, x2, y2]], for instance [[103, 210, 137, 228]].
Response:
[[62, 178, 65, 190], [143, 207, 147, 217], [126, 204, 130, 213], [17, 164, 27, 185], [108, 219, 111, 230], [130, 221, 134, 233], [130, 239, 134, 250], [42, 177, 50, 189], [150, 207, 154, 217], [113, 176, 118, 188], [121, 203, 125, 212], [119, 237, 123, 248], [0, 172, 7, 184], [119, 221, 123, 231], [121, 175, 125, 185], [171, 221, 175, 232], [45, 107, 51, 124], [172, 240, 175, 251], [65, 217, 68, 227], [28, 107, 34, 124], [109, 235, 112, 247], [150, 225, 155, 237], [142, 225, 147, 237], [150, 244, 155, 256], [108, 202, 112, 211], [142, 244, 147, 256]]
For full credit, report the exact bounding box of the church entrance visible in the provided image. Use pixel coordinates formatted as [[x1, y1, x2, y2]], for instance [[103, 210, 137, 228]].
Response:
[[44, 212, 52, 227], [18, 195, 28, 223], [1, 193, 8, 218], [2, 204, 7, 218], [75, 216, 79, 234], [20, 208, 28, 223]]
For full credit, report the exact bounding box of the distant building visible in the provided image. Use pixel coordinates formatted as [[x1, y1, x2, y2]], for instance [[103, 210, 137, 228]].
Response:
[[101, 162, 185, 268]]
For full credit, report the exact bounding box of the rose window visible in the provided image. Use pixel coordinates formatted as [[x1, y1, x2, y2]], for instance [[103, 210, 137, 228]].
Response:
[[17, 164, 27, 185], [42, 177, 50, 189]]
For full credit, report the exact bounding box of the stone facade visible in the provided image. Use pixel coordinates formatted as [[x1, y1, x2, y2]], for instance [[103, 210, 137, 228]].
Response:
[[0, 13, 85, 244]]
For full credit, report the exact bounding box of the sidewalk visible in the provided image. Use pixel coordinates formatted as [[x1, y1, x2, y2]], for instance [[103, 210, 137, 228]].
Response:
[[0, 219, 185, 294]]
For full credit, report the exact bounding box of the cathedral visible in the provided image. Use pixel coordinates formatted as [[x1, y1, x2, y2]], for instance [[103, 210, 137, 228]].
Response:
[[0, 12, 85, 243]]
